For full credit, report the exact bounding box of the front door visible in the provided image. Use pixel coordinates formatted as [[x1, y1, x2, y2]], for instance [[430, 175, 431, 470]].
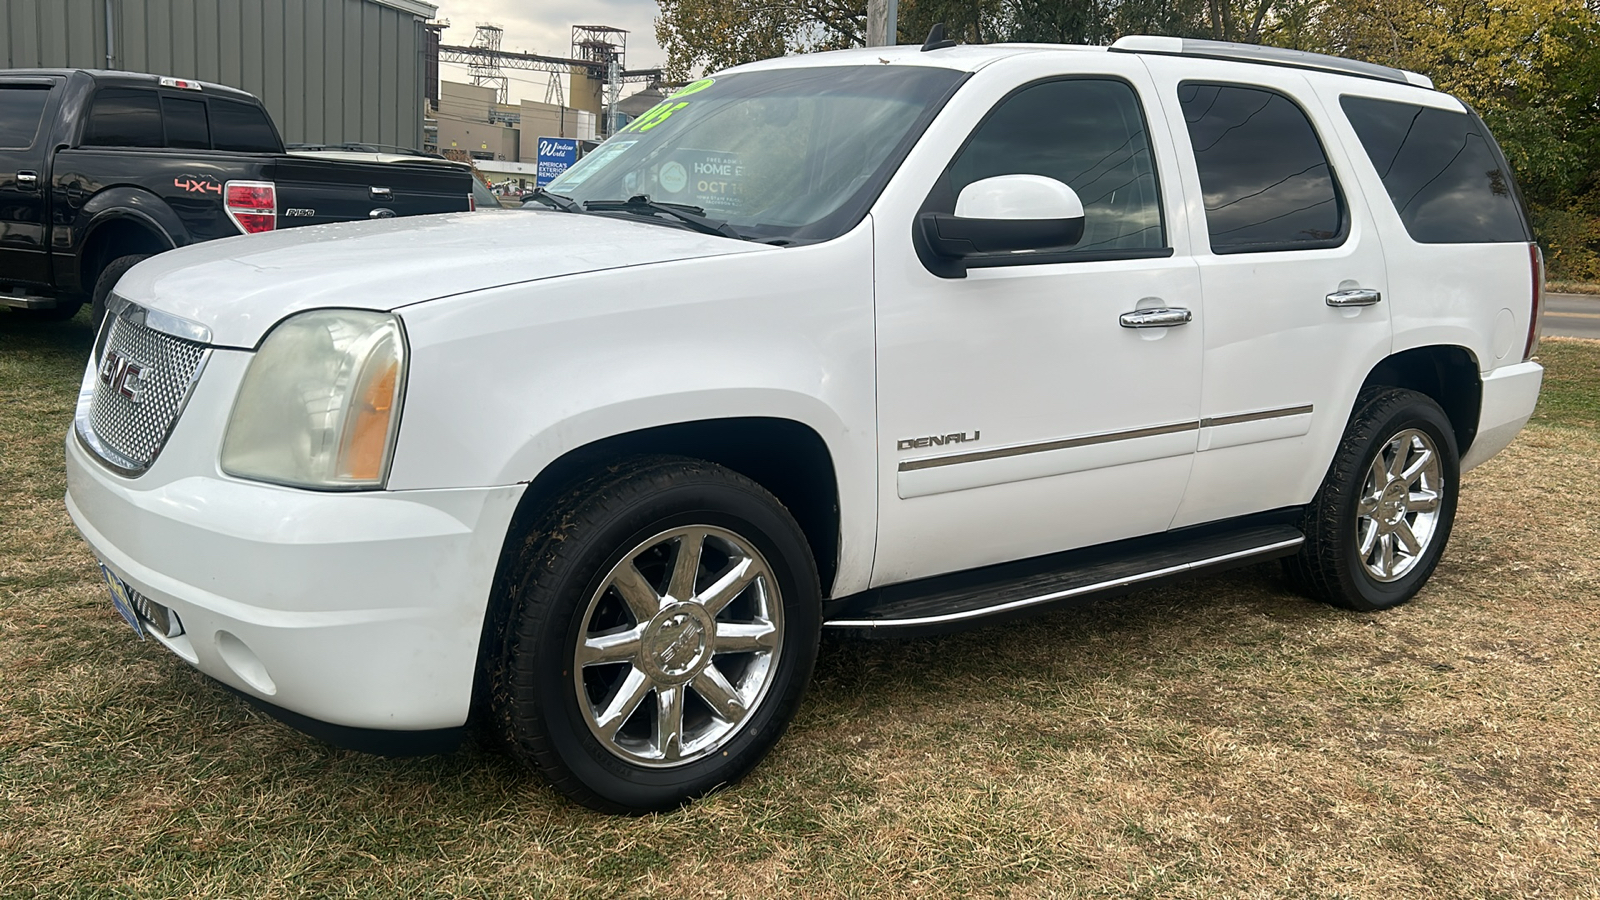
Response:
[[871, 59, 1205, 586], [0, 79, 58, 288]]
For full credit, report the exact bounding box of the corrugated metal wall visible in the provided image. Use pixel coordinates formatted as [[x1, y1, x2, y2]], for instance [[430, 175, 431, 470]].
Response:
[[0, 0, 429, 149]]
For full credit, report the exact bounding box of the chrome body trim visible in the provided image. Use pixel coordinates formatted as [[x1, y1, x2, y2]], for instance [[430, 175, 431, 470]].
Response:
[[104, 293, 214, 344], [823, 536, 1305, 629], [1201, 404, 1313, 428], [898, 420, 1199, 472]]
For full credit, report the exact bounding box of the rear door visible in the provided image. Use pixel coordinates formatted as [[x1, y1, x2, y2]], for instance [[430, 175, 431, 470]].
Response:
[[0, 77, 62, 288], [1140, 58, 1394, 528]]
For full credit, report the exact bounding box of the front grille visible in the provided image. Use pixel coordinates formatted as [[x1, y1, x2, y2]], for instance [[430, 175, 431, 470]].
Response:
[[79, 302, 210, 475]]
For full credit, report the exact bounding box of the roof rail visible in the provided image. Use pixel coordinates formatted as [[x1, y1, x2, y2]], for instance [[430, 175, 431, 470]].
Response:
[[1108, 36, 1433, 89]]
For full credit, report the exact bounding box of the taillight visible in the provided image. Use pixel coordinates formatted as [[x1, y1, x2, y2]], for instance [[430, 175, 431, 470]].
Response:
[[1524, 242, 1545, 360], [468, 193, 476, 212], [225, 180, 276, 234]]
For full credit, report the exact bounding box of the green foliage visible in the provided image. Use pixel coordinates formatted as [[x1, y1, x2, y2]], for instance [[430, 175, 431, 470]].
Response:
[[655, 0, 1600, 281]]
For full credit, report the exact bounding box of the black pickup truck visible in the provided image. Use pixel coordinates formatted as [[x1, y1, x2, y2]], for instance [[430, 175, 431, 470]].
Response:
[[0, 69, 473, 325]]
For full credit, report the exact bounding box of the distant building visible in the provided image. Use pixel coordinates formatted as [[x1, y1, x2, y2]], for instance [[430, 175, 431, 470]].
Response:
[[427, 79, 595, 163], [0, 0, 438, 149]]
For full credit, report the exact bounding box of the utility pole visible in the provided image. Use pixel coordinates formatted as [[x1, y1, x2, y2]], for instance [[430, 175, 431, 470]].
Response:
[[866, 0, 899, 46]]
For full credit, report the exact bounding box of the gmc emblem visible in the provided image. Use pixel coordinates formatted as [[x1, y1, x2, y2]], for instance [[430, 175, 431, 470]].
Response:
[[98, 349, 150, 403]]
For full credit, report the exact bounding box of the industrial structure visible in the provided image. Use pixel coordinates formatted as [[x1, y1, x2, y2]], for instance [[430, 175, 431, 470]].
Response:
[[2, 1, 661, 167], [437, 25, 662, 139], [0, 0, 438, 149]]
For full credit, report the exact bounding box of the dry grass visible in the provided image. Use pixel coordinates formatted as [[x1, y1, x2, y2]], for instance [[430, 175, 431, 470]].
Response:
[[3, 314, 1599, 899]]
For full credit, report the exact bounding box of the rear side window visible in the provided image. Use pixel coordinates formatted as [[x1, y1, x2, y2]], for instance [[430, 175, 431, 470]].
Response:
[[162, 97, 211, 150], [0, 85, 51, 149], [1178, 82, 1345, 253], [947, 78, 1165, 252], [1340, 95, 1529, 243], [84, 88, 163, 147], [209, 99, 280, 153]]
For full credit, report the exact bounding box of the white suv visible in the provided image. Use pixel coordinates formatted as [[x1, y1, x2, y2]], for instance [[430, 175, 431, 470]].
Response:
[[66, 36, 1546, 812]]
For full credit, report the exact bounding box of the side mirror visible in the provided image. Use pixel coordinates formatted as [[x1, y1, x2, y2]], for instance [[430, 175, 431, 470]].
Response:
[[919, 175, 1086, 259]]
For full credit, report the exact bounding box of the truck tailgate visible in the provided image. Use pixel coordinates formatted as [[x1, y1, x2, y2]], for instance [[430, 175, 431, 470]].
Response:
[[268, 157, 470, 227]]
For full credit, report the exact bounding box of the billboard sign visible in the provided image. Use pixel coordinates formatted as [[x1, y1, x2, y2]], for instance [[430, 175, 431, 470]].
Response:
[[536, 138, 579, 187]]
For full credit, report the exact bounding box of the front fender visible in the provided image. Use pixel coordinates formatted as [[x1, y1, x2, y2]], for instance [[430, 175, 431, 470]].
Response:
[[387, 220, 881, 594]]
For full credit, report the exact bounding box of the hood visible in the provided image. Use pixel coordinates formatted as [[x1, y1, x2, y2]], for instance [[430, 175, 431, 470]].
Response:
[[115, 209, 766, 347]]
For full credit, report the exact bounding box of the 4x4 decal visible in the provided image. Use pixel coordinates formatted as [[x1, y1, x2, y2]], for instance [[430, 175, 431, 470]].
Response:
[[173, 174, 222, 195]]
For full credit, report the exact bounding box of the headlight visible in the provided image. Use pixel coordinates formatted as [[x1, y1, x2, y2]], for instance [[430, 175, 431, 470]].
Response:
[[221, 309, 406, 489]]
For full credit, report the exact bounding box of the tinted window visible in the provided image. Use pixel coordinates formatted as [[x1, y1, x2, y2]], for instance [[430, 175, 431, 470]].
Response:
[[84, 89, 163, 147], [1341, 96, 1528, 243], [0, 86, 51, 149], [1178, 83, 1344, 253], [209, 99, 280, 153], [162, 96, 210, 150], [946, 79, 1164, 252]]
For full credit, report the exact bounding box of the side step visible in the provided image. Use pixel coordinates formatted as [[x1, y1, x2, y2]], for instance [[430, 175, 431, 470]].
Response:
[[824, 518, 1304, 637], [0, 286, 58, 310]]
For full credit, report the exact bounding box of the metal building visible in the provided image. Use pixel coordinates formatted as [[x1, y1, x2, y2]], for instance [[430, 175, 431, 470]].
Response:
[[0, 0, 437, 149]]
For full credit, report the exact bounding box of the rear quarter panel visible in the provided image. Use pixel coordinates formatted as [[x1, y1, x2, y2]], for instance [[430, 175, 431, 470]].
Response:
[[1306, 74, 1530, 373]]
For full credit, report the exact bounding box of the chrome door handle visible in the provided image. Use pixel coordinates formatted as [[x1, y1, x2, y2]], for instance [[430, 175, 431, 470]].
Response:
[[16, 171, 38, 191], [369, 186, 393, 200], [1119, 307, 1192, 328], [1326, 288, 1382, 307]]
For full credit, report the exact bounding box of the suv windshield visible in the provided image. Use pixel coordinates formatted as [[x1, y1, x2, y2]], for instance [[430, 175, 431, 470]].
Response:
[[545, 65, 966, 243]]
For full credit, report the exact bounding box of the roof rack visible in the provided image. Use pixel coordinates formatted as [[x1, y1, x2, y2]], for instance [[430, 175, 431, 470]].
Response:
[[1108, 36, 1433, 89]]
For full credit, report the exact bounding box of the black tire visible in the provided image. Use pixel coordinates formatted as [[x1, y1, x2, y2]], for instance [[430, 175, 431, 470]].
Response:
[[490, 456, 821, 813], [1286, 387, 1460, 611], [7, 298, 84, 324], [90, 255, 149, 332]]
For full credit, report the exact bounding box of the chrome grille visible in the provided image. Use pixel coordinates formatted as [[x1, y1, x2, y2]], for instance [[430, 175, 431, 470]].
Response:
[[78, 301, 210, 475]]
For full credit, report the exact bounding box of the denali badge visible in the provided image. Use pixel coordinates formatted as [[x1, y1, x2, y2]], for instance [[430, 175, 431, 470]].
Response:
[[98, 349, 150, 403], [898, 431, 981, 451]]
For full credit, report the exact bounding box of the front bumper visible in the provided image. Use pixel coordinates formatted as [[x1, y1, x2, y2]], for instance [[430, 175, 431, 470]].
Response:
[[65, 350, 523, 734], [1460, 360, 1544, 472]]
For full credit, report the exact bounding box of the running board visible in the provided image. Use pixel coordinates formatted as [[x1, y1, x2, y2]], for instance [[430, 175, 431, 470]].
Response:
[[824, 519, 1304, 637]]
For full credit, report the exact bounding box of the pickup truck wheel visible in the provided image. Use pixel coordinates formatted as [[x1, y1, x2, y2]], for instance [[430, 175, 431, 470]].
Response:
[[90, 255, 149, 331], [492, 456, 821, 813], [1286, 388, 1459, 611]]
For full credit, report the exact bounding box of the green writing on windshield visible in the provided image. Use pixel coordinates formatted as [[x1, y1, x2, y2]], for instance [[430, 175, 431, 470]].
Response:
[[623, 101, 690, 134]]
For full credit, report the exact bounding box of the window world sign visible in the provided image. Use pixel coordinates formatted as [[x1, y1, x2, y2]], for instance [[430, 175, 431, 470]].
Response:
[[536, 138, 579, 187]]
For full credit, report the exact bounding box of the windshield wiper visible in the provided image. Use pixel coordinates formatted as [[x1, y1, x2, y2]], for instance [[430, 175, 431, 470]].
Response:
[[526, 188, 582, 213], [582, 195, 744, 239]]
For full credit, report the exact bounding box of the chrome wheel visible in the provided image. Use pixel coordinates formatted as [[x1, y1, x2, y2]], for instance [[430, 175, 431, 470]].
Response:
[[574, 525, 783, 768], [1355, 428, 1444, 583]]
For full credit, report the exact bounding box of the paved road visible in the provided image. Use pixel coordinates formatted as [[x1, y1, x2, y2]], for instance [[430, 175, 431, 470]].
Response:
[[1545, 292, 1600, 340]]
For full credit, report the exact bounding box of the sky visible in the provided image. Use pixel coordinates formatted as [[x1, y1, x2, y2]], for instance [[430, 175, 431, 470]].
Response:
[[431, 0, 668, 105]]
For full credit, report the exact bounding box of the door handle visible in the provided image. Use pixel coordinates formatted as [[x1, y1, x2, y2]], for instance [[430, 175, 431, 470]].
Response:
[[15, 171, 38, 192], [369, 186, 393, 201], [1326, 288, 1382, 307], [1119, 307, 1192, 328]]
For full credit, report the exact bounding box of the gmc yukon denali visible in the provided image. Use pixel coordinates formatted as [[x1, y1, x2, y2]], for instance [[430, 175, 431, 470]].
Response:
[[64, 37, 1545, 812]]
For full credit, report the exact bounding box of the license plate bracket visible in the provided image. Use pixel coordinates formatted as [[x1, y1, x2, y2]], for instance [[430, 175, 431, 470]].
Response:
[[99, 563, 145, 639]]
